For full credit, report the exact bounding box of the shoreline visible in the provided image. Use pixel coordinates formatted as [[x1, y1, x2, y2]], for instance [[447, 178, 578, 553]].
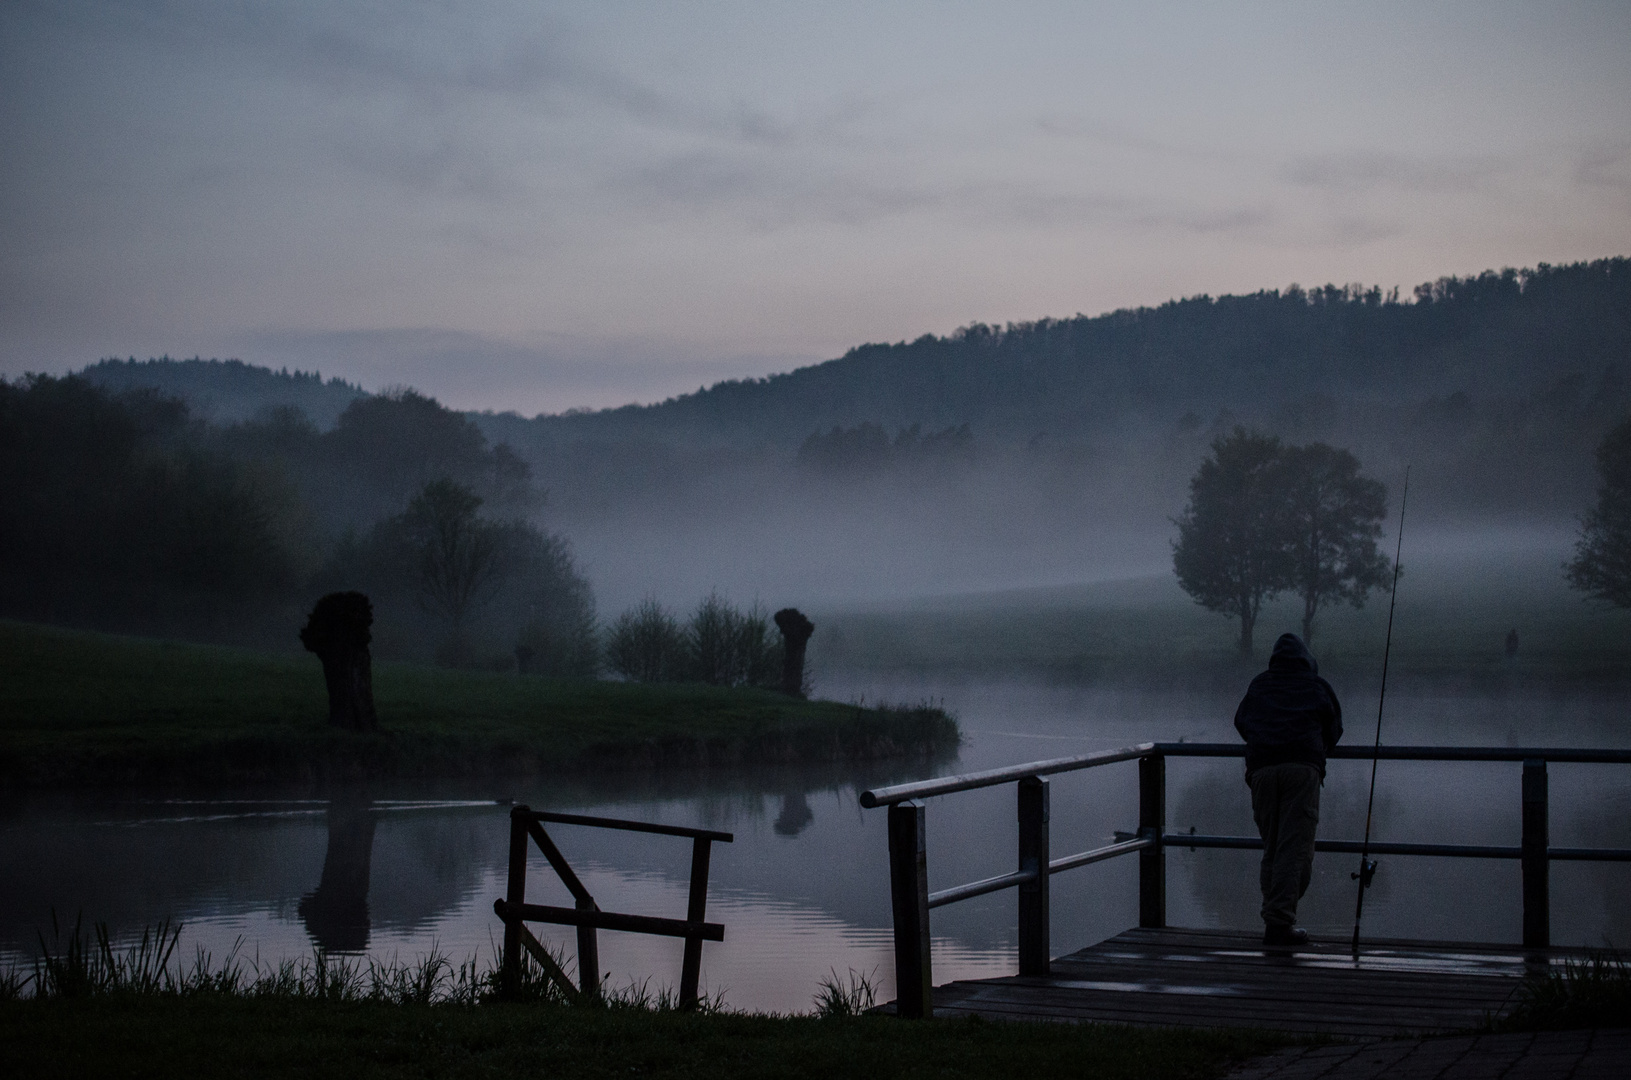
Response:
[[0, 621, 960, 788]]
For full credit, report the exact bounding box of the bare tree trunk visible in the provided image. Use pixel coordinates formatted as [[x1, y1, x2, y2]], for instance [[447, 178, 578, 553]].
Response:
[[773, 608, 815, 698], [1301, 593, 1317, 644], [300, 592, 378, 731], [1239, 604, 1256, 657]]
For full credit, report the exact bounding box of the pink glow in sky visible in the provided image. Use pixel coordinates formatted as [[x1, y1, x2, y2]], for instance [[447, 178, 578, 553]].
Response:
[[4, 1, 1629, 414]]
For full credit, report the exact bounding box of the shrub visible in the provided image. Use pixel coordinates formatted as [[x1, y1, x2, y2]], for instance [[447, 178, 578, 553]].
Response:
[[604, 598, 687, 683], [685, 593, 779, 688]]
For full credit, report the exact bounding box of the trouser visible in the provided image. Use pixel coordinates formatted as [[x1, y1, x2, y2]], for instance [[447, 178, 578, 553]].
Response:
[[1249, 762, 1322, 928]]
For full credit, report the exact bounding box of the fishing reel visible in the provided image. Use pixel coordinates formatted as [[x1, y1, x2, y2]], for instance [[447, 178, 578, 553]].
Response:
[[1351, 858, 1378, 888]]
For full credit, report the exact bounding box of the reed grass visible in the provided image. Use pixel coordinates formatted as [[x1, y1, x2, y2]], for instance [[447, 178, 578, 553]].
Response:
[[10, 913, 730, 1011], [811, 967, 879, 1019], [1498, 951, 1631, 1031]]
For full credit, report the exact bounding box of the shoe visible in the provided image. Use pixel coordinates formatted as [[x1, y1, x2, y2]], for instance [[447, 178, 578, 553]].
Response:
[[1263, 924, 1309, 947]]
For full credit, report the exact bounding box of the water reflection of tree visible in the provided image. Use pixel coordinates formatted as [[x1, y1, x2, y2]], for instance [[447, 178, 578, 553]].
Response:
[[298, 795, 376, 951]]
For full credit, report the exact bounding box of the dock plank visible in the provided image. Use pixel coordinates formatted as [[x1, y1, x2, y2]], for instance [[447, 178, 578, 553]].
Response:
[[898, 928, 1591, 1036]]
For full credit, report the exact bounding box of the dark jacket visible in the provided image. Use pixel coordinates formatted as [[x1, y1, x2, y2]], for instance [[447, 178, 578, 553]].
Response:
[[1234, 633, 1343, 781]]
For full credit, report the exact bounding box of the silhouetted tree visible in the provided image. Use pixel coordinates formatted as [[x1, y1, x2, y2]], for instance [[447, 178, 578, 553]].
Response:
[[1566, 416, 1631, 606], [399, 479, 505, 637], [1172, 429, 1292, 656], [0, 374, 297, 630], [1280, 443, 1390, 641], [506, 524, 599, 678]]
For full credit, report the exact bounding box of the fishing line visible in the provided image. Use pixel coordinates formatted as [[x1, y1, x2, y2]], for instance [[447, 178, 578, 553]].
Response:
[[1351, 466, 1408, 956]]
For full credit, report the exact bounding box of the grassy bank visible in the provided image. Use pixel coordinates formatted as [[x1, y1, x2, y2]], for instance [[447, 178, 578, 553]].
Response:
[[0, 926, 1289, 1080], [0, 996, 1287, 1080], [0, 621, 958, 786]]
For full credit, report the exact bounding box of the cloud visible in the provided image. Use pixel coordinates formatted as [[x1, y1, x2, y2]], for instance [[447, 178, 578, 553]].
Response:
[[1034, 114, 1198, 159], [1326, 216, 1405, 246], [1282, 150, 1508, 194], [1577, 143, 1631, 193]]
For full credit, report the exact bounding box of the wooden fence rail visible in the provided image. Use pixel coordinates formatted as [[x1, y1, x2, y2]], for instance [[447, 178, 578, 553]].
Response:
[[861, 742, 1631, 1019], [494, 806, 732, 1009]]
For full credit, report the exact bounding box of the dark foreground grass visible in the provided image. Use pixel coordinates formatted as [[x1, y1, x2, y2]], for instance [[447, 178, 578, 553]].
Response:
[[0, 995, 1290, 1080], [0, 621, 957, 785], [0, 924, 1292, 1080], [1495, 952, 1631, 1031]]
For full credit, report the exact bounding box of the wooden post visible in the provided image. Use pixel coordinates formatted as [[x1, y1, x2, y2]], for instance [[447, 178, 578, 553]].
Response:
[[1139, 754, 1166, 929], [678, 836, 712, 1010], [887, 800, 932, 1018], [501, 805, 530, 997], [575, 898, 601, 999], [1522, 758, 1549, 949], [1017, 776, 1050, 977]]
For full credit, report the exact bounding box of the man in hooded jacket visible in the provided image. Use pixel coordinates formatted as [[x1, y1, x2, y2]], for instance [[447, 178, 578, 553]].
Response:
[[1234, 633, 1343, 947]]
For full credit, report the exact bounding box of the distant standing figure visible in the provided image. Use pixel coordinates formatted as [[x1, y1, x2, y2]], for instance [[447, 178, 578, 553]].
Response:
[[1234, 633, 1343, 947], [1505, 629, 1519, 659]]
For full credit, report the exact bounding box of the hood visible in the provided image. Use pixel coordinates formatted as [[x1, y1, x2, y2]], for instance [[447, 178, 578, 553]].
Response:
[[1267, 633, 1317, 674]]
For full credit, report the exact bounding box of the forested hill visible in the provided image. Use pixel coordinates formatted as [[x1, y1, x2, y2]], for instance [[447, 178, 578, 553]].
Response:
[[507, 258, 1631, 449], [81, 357, 366, 427]]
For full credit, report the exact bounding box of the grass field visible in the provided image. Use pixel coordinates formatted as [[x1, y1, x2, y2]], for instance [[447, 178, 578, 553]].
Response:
[[0, 995, 1288, 1080], [0, 621, 958, 786], [811, 545, 1631, 687]]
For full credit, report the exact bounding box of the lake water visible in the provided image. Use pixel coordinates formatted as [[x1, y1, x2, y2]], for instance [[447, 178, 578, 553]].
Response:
[[3, 674, 1628, 1014]]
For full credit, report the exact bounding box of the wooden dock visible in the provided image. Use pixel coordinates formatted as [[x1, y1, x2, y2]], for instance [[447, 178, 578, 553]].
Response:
[[891, 927, 1574, 1037]]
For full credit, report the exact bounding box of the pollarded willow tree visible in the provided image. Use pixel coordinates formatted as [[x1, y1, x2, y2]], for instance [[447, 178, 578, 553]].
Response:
[[1566, 416, 1631, 607], [1172, 429, 1293, 657]]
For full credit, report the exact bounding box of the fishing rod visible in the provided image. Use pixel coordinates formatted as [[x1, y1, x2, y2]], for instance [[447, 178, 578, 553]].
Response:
[[1351, 466, 1408, 957]]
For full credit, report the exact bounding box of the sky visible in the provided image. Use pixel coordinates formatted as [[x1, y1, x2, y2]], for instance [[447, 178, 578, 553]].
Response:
[[3, 0, 1630, 415]]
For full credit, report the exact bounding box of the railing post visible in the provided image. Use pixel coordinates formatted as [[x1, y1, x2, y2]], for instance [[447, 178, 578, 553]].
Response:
[[575, 898, 601, 999], [1017, 776, 1050, 977], [678, 836, 712, 1010], [501, 805, 530, 998], [1522, 758, 1549, 949], [1139, 754, 1166, 928], [887, 800, 932, 1018]]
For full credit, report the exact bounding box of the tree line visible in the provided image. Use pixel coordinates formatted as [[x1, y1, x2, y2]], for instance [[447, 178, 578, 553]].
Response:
[[0, 374, 595, 673]]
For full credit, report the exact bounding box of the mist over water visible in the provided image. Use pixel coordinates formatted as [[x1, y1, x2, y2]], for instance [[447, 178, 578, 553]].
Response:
[[4, 669, 1626, 1014]]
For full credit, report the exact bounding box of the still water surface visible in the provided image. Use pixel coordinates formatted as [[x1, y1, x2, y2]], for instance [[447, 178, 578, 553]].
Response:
[[3, 675, 1628, 1014]]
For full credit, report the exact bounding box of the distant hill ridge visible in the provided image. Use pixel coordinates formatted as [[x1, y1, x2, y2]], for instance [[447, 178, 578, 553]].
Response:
[[80, 356, 366, 428], [72, 258, 1631, 448], [520, 257, 1630, 448]]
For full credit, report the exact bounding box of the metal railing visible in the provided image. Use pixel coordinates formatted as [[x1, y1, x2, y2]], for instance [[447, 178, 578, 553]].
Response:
[[860, 742, 1631, 1019]]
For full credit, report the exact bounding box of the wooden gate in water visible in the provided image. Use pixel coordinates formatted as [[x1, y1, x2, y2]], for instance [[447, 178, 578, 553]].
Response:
[[494, 806, 732, 1009]]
